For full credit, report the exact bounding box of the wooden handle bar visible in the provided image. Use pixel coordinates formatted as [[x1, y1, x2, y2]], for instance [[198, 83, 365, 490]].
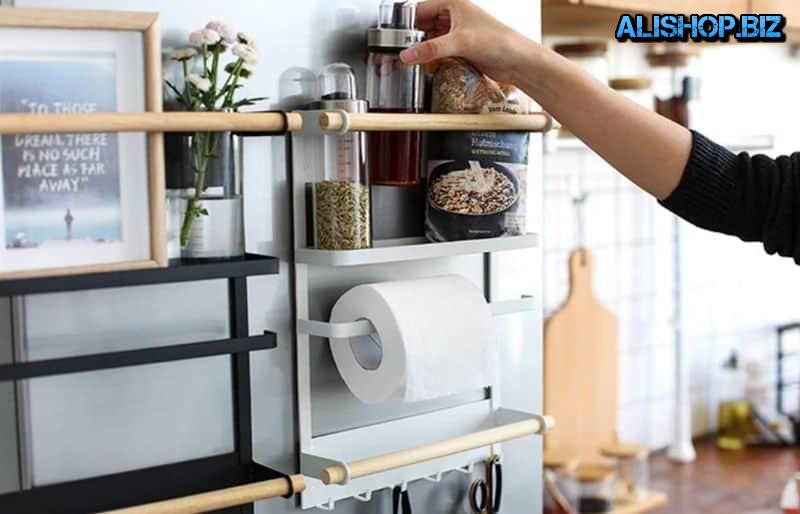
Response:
[[318, 112, 552, 133], [321, 416, 552, 485], [98, 474, 306, 514], [0, 112, 303, 135]]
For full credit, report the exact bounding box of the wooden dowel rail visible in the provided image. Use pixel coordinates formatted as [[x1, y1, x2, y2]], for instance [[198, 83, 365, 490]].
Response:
[[98, 474, 306, 514], [0, 111, 303, 135], [318, 111, 553, 133], [321, 415, 553, 485]]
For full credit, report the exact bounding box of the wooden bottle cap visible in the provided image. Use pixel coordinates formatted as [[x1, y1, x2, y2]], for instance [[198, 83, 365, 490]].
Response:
[[569, 462, 616, 483], [554, 41, 608, 58], [544, 448, 578, 471], [609, 77, 653, 91], [600, 442, 650, 460]]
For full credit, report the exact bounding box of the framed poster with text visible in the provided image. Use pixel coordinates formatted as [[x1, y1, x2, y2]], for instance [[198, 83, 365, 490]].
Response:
[[0, 7, 165, 279]]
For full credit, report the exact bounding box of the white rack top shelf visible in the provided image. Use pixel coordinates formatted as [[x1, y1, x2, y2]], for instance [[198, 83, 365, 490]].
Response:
[[295, 234, 540, 267]]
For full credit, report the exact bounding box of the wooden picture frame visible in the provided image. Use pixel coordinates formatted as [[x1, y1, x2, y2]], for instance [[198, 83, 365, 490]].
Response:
[[0, 6, 165, 279]]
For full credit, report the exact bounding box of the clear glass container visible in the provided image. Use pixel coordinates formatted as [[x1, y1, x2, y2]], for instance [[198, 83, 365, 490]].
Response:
[[366, 0, 425, 186], [564, 463, 616, 514], [610, 77, 653, 111], [553, 42, 609, 84], [600, 443, 650, 503], [311, 64, 371, 250], [165, 130, 244, 260], [647, 47, 700, 129], [543, 450, 579, 514]]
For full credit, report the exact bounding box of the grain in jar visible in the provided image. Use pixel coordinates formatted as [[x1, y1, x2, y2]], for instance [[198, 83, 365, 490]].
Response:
[[310, 63, 371, 250]]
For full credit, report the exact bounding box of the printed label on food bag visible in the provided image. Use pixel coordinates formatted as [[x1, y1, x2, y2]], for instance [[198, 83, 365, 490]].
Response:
[[425, 130, 529, 242]]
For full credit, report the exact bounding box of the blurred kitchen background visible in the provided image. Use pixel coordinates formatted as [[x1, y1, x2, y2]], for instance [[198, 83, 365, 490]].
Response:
[[541, 2, 800, 513]]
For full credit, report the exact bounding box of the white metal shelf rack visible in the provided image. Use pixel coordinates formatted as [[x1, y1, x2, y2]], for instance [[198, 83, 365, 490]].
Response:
[[290, 112, 551, 510]]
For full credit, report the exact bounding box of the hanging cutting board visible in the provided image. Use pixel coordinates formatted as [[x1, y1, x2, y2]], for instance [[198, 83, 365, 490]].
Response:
[[544, 248, 618, 463]]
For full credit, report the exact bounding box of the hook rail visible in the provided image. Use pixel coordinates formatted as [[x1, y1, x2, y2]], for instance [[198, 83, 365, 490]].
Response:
[[320, 414, 552, 485], [98, 474, 306, 514], [0, 111, 302, 135], [318, 111, 553, 133]]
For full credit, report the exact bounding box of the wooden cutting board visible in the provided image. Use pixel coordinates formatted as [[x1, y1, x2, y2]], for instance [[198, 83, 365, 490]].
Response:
[[544, 248, 619, 463]]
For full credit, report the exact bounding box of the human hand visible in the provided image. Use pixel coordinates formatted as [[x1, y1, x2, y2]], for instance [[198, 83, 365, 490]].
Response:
[[399, 0, 533, 85]]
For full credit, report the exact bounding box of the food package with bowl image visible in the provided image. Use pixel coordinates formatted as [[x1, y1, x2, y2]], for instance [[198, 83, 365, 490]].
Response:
[[425, 58, 532, 242]]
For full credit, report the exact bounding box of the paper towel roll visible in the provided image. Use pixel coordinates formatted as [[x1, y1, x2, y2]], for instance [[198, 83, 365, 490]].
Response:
[[330, 275, 495, 404]]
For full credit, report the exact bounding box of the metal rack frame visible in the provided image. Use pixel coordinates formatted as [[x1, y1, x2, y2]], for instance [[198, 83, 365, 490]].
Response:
[[0, 255, 285, 514], [289, 113, 551, 509]]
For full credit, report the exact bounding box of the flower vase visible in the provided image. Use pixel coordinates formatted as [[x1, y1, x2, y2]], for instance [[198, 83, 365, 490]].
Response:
[[165, 131, 244, 260]]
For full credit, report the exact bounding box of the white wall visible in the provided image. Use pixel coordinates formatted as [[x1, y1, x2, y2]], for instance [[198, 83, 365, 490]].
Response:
[[543, 39, 800, 448]]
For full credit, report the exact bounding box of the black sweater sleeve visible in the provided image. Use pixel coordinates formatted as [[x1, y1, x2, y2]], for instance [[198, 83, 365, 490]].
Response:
[[660, 131, 800, 264]]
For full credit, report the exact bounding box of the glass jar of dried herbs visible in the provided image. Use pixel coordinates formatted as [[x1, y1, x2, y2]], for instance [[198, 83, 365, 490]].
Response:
[[311, 63, 371, 250]]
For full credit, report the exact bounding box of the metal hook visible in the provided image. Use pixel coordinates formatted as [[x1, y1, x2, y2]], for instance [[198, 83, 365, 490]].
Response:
[[400, 481, 408, 492], [455, 462, 475, 475], [354, 491, 373, 502], [317, 498, 336, 511], [423, 472, 443, 483], [569, 172, 588, 249]]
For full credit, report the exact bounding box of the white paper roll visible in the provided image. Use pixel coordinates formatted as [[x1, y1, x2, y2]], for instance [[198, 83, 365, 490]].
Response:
[[330, 275, 495, 404]]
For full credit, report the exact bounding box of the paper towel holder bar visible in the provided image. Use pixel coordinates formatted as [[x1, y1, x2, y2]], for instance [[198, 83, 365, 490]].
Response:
[[297, 297, 534, 339], [316, 410, 553, 486]]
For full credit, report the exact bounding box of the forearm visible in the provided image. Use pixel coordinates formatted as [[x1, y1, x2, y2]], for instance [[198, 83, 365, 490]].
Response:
[[509, 38, 692, 200]]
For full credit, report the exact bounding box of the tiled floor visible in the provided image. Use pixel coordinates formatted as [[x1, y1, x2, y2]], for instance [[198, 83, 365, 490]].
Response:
[[650, 438, 800, 513]]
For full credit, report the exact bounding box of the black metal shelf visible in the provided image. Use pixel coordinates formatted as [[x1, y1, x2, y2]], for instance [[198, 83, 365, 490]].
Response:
[[0, 452, 284, 514], [0, 332, 275, 382], [0, 253, 279, 297], [0, 257, 285, 514]]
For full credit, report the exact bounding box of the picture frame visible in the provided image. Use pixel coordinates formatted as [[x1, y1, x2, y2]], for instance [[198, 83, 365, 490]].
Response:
[[0, 7, 166, 279]]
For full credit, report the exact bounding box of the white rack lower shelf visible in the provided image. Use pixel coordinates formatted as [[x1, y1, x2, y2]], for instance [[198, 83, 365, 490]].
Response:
[[295, 234, 540, 267], [299, 402, 552, 510]]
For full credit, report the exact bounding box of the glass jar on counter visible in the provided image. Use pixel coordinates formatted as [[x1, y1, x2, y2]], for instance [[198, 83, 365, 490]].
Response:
[[564, 463, 616, 514], [600, 443, 650, 503], [311, 63, 371, 250], [543, 450, 578, 514], [609, 77, 653, 111], [366, 0, 425, 186], [647, 47, 700, 129]]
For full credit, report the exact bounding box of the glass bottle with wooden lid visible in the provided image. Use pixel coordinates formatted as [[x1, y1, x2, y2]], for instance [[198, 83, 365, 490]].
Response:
[[600, 442, 650, 503], [609, 76, 653, 111], [543, 449, 579, 514], [563, 463, 616, 514], [647, 46, 700, 129]]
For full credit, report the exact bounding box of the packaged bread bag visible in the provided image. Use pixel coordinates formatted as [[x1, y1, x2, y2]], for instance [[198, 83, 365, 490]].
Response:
[[425, 58, 532, 242]]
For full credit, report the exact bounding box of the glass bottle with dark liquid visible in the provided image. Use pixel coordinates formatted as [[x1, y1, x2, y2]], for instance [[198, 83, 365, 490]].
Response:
[[366, 0, 425, 186], [647, 49, 699, 129]]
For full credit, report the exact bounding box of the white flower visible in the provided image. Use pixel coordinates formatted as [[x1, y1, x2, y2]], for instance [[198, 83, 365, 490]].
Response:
[[169, 47, 197, 61], [189, 28, 221, 47], [187, 73, 211, 92], [233, 44, 258, 66], [236, 32, 259, 51], [206, 21, 236, 43]]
